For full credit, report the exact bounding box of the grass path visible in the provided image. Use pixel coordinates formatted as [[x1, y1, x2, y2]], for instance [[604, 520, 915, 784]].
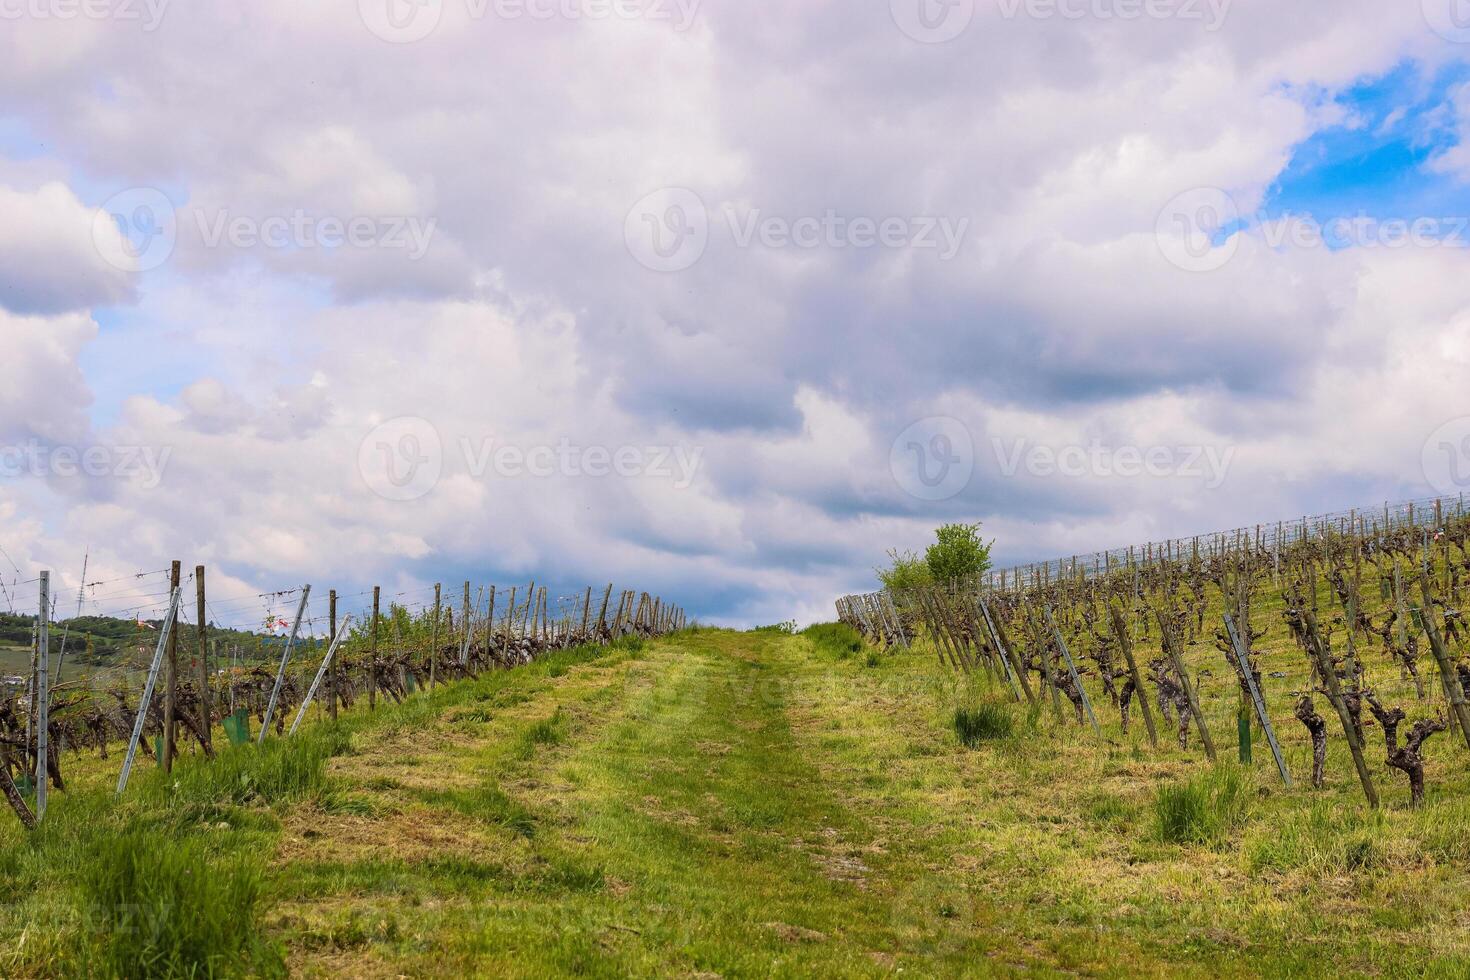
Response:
[[13, 625, 1466, 975], [273, 629, 973, 976], [259, 627, 1470, 977]]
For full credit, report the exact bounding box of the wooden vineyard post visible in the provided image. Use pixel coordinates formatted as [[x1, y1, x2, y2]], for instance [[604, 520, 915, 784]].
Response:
[[1224, 613, 1290, 786], [370, 586, 380, 710], [196, 565, 211, 755], [1301, 609, 1378, 807], [430, 583, 441, 688], [163, 559, 181, 772], [1109, 604, 1157, 749], [486, 586, 497, 662], [461, 581, 472, 668], [980, 600, 1035, 706], [885, 593, 909, 649], [1045, 606, 1100, 735], [596, 584, 612, 638], [328, 590, 339, 720], [36, 572, 48, 821], [1416, 573, 1470, 750], [1155, 607, 1217, 761]]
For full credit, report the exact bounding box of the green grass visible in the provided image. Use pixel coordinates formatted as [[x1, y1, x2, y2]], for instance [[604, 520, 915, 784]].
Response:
[[3, 625, 1470, 976], [952, 702, 1014, 746], [1151, 765, 1252, 845], [80, 830, 283, 978]]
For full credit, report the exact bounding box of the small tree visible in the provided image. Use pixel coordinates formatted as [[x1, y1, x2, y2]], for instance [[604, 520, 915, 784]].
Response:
[[924, 522, 993, 585], [876, 549, 934, 593]]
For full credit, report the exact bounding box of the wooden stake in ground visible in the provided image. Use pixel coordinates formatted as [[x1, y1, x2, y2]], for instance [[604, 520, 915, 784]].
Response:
[[1416, 572, 1470, 750], [195, 565, 212, 756], [430, 583, 441, 687], [1155, 606, 1216, 761], [370, 586, 380, 710], [1108, 603, 1157, 749], [1045, 606, 1100, 735], [328, 590, 339, 719], [35, 572, 48, 821], [1301, 609, 1379, 808], [163, 559, 181, 772], [980, 598, 1036, 706]]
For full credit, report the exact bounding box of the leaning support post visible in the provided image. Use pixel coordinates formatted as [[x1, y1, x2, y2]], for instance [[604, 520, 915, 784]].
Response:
[[1156, 607, 1217, 761], [290, 614, 354, 735], [1417, 573, 1470, 751], [1224, 613, 1291, 787], [1109, 604, 1157, 749], [258, 586, 310, 745], [118, 587, 182, 794], [1302, 609, 1379, 808], [1045, 606, 1100, 735]]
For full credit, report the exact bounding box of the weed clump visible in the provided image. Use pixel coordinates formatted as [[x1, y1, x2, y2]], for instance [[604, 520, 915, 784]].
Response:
[[802, 623, 865, 659], [952, 703, 1013, 747], [1152, 766, 1251, 845], [80, 831, 283, 978]]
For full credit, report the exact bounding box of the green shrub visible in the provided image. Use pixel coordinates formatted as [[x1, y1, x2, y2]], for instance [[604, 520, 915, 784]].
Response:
[[952, 703, 1013, 747], [79, 831, 283, 978], [1152, 767, 1252, 845]]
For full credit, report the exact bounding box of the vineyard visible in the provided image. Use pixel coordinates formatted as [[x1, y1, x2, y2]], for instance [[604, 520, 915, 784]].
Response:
[[0, 565, 685, 830], [838, 494, 1470, 811]]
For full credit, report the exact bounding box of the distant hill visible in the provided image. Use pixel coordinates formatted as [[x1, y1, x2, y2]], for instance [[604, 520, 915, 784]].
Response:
[[0, 611, 322, 669]]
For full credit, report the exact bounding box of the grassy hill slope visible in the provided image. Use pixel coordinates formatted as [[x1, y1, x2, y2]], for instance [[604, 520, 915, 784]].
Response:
[[0, 627, 1467, 976]]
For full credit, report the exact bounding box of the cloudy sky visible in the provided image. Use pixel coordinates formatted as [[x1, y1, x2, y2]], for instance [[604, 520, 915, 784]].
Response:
[[2, 0, 1470, 627]]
